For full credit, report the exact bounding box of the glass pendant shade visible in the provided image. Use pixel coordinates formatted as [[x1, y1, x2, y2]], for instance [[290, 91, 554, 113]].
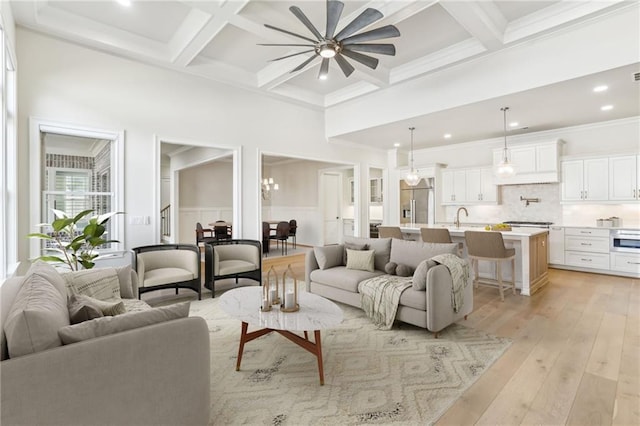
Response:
[[404, 127, 420, 186], [494, 107, 516, 178], [404, 170, 421, 186]]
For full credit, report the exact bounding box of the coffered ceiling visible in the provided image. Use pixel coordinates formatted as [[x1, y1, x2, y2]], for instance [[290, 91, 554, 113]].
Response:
[[10, 1, 640, 149]]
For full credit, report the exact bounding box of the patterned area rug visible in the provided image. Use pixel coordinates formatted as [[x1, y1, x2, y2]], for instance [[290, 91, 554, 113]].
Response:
[[187, 290, 511, 425]]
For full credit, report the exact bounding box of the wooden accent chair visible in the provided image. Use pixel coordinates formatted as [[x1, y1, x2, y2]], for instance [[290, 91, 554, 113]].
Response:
[[195, 222, 216, 246], [464, 231, 516, 301]]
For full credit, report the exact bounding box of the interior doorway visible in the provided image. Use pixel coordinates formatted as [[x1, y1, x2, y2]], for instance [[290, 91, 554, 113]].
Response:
[[321, 172, 341, 245]]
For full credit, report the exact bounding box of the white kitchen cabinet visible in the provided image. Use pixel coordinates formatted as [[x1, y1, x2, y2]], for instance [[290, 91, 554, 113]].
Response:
[[561, 158, 608, 201], [441, 169, 466, 204], [609, 155, 640, 201], [465, 168, 498, 203], [548, 226, 565, 264], [493, 140, 561, 185], [610, 252, 640, 274], [370, 178, 383, 204], [564, 227, 610, 270]]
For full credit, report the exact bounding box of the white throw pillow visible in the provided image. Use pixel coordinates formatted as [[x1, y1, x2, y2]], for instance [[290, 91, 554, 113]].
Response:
[[63, 267, 121, 301], [345, 249, 375, 272]]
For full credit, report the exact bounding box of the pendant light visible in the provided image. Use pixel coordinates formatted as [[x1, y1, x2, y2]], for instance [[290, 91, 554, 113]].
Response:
[[404, 127, 421, 186], [494, 106, 516, 178]]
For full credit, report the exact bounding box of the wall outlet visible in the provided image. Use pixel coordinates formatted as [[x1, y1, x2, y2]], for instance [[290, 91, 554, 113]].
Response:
[[129, 216, 146, 225]]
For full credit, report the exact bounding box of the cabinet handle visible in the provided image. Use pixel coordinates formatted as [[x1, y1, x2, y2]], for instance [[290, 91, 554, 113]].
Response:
[[580, 231, 592, 234], [580, 243, 592, 246], [584, 190, 587, 199], [581, 258, 592, 262], [629, 262, 640, 265]]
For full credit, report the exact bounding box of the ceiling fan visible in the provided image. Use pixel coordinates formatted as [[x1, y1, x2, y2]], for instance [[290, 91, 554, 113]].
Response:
[[260, 0, 400, 80]]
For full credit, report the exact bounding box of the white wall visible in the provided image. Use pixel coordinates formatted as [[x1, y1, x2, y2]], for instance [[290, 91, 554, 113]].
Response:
[[16, 28, 386, 259]]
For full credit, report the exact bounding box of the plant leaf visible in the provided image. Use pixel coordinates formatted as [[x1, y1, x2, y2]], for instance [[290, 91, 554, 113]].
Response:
[[27, 233, 54, 240], [52, 209, 69, 219], [36, 255, 67, 264], [97, 211, 123, 225], [52, 218, 74, 232], [73, 209, 95, 223]]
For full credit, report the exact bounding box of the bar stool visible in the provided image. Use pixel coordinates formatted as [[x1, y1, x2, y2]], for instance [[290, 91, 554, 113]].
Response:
[[464, 231, 516, 301], [421, 228, 463, 256], [377, 226, 403, 239], [420, 228, 452, 243]]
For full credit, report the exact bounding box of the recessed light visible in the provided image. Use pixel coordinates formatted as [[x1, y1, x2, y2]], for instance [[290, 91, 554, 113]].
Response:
[[509, 122, 519, 127], [601, 105, 614, 111], [116, 0, 132, 6], [593, 85, 608, 92], [443, 133, 452, 139], [393, 143, 400, 147]]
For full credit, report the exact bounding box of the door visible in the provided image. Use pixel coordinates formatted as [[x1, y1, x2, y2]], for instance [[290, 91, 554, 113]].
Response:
[[322, 172, 341, 244]]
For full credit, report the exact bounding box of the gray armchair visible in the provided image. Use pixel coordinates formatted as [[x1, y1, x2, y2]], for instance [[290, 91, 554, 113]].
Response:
[[133, 244, 202, 300], [204, 239, 262, 297]]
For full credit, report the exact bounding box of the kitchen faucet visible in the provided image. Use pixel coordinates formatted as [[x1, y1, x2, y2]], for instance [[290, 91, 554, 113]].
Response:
[[455, 207, 468, 228]]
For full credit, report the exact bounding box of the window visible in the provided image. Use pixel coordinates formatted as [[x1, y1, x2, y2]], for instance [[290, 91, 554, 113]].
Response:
[[29, 121, 124, 259], [0, 25, 17, 278]]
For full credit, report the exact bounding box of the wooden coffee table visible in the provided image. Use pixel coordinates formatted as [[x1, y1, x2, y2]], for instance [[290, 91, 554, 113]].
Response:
[[219, 286, 343, 385]]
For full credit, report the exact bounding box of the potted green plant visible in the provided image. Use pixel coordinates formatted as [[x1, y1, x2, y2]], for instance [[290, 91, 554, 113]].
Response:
[[28, 209, 123, 271]]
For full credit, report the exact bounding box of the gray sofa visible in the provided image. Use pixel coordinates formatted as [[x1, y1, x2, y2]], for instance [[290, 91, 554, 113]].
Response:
[[1, 262, 210, 425], [306, 236, 473, 336]]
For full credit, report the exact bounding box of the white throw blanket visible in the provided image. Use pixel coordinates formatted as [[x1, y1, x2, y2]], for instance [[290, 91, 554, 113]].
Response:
[[358, 275, 412, 330], [431, 253, 470, 313]]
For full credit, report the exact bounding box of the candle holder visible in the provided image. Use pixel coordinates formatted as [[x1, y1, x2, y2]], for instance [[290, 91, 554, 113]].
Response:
[[280, 264, 299, 312], [260, 270, 272, 312], [266, 265, 280, 306]]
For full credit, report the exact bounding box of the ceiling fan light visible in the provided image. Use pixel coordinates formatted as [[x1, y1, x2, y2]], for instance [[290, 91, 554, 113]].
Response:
[[319, 45, 336, 58]]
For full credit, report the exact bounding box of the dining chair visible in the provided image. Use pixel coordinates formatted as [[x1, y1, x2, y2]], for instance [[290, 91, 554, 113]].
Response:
[[262, 221, 271, 255], [420, 228, 452, 243], [270, 221, 290, 255], [214, 220, 231, 240], [288, 219, 297, 249], [195, 222, 216, 246], [465, 231, 516, 301]]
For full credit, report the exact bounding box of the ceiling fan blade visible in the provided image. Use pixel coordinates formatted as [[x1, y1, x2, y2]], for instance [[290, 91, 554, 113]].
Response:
[[340, 49, 379, 69], [340, 43, 396, 56], [325, 0, 344, 39], [291, 55, 318, 73], [259, 43, 316, 47], [290, 6, 324, 41], [318, 58, 330, 80], [264, 24, 317, 43], [339, 25, 401, 44], [334, 53, 355, 77], [268, 50, 316, 62], [334, 8, 383, 41]]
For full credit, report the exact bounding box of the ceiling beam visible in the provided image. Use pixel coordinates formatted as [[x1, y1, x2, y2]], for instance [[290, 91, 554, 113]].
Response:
[[440, 0, 506, 51], [171, 0, 251, 68]]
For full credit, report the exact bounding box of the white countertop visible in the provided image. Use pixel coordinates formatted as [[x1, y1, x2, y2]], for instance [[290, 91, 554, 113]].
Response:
[[398, 223, 549, 237]]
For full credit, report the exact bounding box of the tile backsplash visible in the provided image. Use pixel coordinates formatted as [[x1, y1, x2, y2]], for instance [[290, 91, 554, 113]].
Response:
[[444, 183, 640, 227]]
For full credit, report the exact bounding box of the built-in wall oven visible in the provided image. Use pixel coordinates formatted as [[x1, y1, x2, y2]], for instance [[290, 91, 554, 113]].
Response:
[[610, 229, 640, 253]]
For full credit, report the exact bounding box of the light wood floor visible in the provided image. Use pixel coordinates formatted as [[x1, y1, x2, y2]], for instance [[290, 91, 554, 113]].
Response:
[[193, 252, 639, 424], [437, 268, 639, 426]]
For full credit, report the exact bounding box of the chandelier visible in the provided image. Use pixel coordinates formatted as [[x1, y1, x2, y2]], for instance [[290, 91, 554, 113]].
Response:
[[262, 177, 279, 200]]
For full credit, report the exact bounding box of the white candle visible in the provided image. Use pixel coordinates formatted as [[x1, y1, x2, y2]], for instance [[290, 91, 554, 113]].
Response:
[[269, 289, 276, 305], [285, 291, 295, 309]]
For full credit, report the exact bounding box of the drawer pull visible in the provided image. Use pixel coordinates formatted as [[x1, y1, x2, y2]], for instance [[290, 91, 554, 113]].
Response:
[[580, 243, 592, 246], [581, 258, 592, 262], [629, 262, 640, 265], [580, 231, 592, 234]]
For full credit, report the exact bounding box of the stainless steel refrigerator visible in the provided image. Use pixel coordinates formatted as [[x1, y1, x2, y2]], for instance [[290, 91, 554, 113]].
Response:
[[400, 177, 434, 224]]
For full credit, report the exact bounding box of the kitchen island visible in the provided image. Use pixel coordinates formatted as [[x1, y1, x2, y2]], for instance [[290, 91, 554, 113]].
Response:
[[398, 224, 549, 296]]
